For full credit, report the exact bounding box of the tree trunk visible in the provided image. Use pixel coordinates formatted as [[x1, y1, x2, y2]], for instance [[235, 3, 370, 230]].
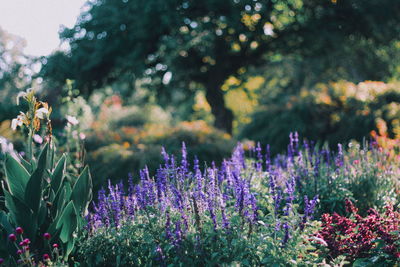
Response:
[[204, 84, 233, 134]]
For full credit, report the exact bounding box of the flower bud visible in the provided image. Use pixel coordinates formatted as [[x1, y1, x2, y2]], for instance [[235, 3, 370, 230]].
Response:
[[8, 234, 16, 242], [16, 227, 23, 235], [43, 233, 51, 240]]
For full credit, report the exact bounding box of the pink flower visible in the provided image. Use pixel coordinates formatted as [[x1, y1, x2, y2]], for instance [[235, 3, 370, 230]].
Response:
[[8, 234, 16, 242], [16, 227, 23, 235], [43, 233, 51, 240]]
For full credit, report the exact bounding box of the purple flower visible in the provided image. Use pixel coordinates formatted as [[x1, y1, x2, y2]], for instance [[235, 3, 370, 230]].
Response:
[[180, 142, 188, 175], [165, 211, 172, 241], [335, 143, 344, 167], [282, 222, 291, 245], [256, 142, 263, 172], [265, 144, 271, 172]]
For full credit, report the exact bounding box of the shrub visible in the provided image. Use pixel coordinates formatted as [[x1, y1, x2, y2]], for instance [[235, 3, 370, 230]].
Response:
[[317, 200, 400, 265], [240, 81, 400, 155], [86, 121, 236, 193], [77, 144, 320, 266], [0, 89, 93, 265]]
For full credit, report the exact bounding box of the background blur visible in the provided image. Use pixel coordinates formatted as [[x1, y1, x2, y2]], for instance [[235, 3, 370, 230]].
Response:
[[1, 0, 400, 189]]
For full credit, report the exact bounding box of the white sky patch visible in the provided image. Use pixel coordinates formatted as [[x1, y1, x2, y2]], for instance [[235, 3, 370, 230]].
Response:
[[0, 0, 87, 57]]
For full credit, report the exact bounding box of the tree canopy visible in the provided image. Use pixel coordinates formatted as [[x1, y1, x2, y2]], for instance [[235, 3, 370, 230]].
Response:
[[41, 0, 400, 133]]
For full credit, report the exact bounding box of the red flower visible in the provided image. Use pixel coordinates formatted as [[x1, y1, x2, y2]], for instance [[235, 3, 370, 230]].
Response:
[[15, 227, 23, 235], [8, 234, 16, 242], [43, 233, 51, 240]]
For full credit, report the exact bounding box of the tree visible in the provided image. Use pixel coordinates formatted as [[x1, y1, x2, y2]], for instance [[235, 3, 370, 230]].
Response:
[[0, 27, 34, 121], [41, 0, 400, 133]]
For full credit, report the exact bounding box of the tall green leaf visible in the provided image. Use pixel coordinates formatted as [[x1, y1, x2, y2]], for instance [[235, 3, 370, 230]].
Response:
[[51, 154, 66, 193], [25, 143, 48, 214], [4, 190, 37, 240], [71, 166, 92, 215], [4, 154, 30, 201], [56, 201, 77, 243]]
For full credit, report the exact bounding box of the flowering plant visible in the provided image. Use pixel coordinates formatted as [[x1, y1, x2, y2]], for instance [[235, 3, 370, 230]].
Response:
[[0, 89, 93, 265], [78, 143, 320, 266], [316, 199, 400, 265]]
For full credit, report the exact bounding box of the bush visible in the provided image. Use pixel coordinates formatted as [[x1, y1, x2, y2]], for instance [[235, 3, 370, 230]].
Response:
[[78, 144, 321, 266], [240, 81, 400, 155], [86, 121, 236, 193], [316, 200, 400, 265]]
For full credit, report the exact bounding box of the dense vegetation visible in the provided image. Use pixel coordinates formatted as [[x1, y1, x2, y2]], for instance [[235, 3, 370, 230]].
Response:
[[1, 0, 400, 265]]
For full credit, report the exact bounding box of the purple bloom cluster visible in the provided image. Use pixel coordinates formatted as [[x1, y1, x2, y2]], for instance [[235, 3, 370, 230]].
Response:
[[88, 134, 323, 249], [88, 143, 262, 236]]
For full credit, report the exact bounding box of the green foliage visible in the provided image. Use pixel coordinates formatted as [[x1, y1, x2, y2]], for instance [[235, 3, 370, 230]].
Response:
[[0, 142, 92, 262], [77, 178, 320, 266], [240, 81, 400, 155], [86, 121, 235, 192], [42, 0, 400, 133]]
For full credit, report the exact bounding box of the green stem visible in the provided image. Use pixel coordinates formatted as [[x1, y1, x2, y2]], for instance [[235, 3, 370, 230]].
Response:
[[27, 129, 33, 162]]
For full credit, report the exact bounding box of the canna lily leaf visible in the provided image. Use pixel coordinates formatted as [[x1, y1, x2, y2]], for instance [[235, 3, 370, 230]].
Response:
[[71, 166, 92, 215], [25, 143, 48, 214], [4, 190, 37, 241], [51, 154, 66, 193], [56, 201, 78, 243], [4, 154, 30, 201]]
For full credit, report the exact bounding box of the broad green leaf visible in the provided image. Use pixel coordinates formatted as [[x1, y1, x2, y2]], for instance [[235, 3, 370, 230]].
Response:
[[71, 166, 92, 214], [25, 143, 48, 214], [64, 238, 75, 259], [0, 210, 13, 234], [51, 154, 66, 193], [4, 154, 30, 201], [37, 200, 47, 226], [19, 157, 32, 173], [4, 190, 37, 241], [56, 201, 77, 243]]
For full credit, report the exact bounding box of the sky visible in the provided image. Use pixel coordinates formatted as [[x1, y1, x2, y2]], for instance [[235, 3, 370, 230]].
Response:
[[0, 0, 87, 57]]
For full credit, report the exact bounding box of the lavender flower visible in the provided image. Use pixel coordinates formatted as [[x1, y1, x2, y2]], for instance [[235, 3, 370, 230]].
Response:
[[255, 142, 263, 172], [282, 222, 291, 246]]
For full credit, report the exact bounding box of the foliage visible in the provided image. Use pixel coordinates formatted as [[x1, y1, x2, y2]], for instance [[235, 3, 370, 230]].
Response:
[[240, 81, 400, 155], [77, 144, 320, 266], [1, 228, 67, 266], [41, 0, 400, 133], [317, 200, 400, 265], [86, 120, 235, 192], [0, 90, 93, 265], [258, 133, 398, 217]]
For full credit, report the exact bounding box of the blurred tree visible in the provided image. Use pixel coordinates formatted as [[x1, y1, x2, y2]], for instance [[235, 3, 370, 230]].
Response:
[[41, 0, 400, 133], [0, 27, 34, 121]]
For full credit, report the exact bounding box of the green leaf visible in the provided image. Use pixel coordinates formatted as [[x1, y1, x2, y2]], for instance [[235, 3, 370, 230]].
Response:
[[51, 185, 68, 219], [71, 166, 92, 215], [353, 258, 370, 267], [37, 201, 47, 226], [51, 154, 66, 193], [56, 201, 78, 243], [4, 154, 30, 201], [19, 157, 32, 173], [0, 211, 13, 234], [25, 143, 48, 214], [4, 190, 37, 241], [64, 238, 75, 259]]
